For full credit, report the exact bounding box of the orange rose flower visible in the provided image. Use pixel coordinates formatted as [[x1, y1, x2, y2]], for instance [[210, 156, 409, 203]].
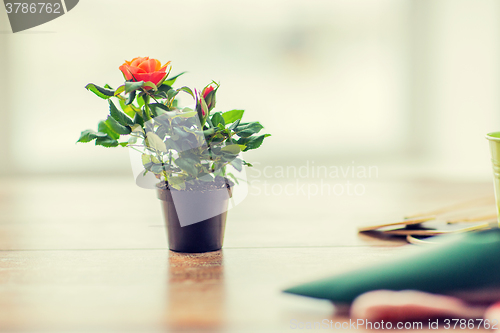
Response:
[[119, 57, 170, 87]]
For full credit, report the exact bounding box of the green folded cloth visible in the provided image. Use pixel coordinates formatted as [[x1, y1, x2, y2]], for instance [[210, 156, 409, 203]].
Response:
[[283, 229, 500, 304]]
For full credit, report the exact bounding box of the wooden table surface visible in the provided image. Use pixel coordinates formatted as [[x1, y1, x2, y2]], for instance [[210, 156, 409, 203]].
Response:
[[0, 176, 494, 332]]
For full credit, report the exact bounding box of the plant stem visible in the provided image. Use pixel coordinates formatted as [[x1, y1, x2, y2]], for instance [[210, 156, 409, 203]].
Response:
[[144, 95, 151, 118]]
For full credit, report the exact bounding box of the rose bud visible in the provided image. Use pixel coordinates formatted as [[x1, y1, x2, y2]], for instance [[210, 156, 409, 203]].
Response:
[[201, 84, 217, 111], [119, 57, 171, 89]]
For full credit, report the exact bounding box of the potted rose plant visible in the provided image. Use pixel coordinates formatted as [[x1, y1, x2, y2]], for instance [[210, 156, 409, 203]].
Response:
[[78, 57, 270, 253]]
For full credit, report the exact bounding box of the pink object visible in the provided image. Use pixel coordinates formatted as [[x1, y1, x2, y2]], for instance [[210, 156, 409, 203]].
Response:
[[350, 290, 486, 321]]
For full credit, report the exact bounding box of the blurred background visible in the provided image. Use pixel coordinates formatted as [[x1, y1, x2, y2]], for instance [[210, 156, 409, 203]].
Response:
[[0, 0, 499, 181]]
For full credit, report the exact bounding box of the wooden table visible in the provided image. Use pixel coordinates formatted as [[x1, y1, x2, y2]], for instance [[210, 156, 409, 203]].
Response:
[[0, 177, 494, 332]]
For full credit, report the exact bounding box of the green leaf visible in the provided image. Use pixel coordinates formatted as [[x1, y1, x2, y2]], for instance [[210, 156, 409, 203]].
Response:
[[109, 100, 134, 127], [163, 71, 186, 86], [203, 128, 216, 137], [143, 154, 164, 173], [143, 81, 158, 91], [137, 95, 145, 108], [149, 106, 163, 118], [167, 89, 179, 100], [95, 135, 119, 147], [155, 111, 196, 127], [221, 144, 241, 155], [119, 99, 137, 118], [156, 84, 172, 98], [237, 134, 270, 151], [228, 119, 240, 131], [126, 90, 136, 105], [222, 110, 244, 124], [198, 173, 215, 182], [156, 125, 168, 139], [211, 112, 225, 127], [105, 116, 131, 135], [168, 175, 186, 190], [131, 124, 144, 134], [141, 154, 151, 165], [149, 103, 170, 117], [98, 120, 119, 140], [175, 157, 198, 176], [150, 163, 164, 174], [85, 83, 114, 99], [177, 86, 195, 98], [150, 155, 161, 164], [125, 81, 144, 93], [128, 135, 138, 145], [104, 84, 113, 89], [77, 129, 107, 143], [114, 85, 125, 96], [231, 158, 243, 172], [134, 112, 144, 127], [142, 109, 152, 122], [235, 122, 264, 138], [146, 132, 167, 152], [165, 111, 197, 119]]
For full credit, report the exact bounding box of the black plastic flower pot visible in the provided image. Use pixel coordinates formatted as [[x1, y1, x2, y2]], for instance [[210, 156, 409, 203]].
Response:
[[157, 184, 232, 253]]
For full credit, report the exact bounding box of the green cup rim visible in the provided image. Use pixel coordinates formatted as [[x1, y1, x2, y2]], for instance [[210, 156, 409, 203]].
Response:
[[486, 132, 500, 141]]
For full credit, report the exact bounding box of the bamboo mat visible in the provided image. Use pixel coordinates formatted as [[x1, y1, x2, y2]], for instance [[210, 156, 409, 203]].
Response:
[[358, 196, 498, 243]]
